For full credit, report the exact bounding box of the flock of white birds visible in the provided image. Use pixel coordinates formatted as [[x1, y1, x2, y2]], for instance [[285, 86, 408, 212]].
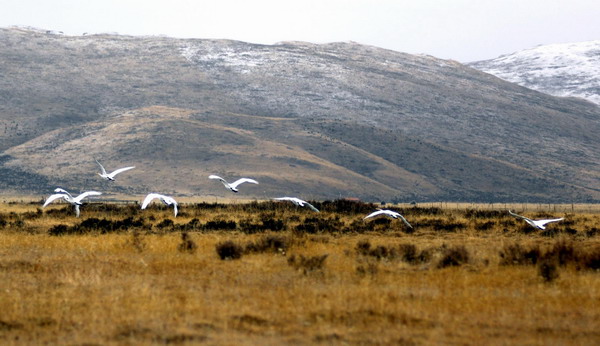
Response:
[[41, 160, 565, 230], [41, 160, 324, 219]]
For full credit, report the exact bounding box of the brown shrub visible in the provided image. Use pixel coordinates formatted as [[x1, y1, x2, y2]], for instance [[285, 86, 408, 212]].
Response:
[[356, 261, 379, 277], [499, 244, 541, 265], [415, 218, 466, 232], [48, 224, 69, 236], [464, 209, 504, 219], [474, 221, 496, 231], [204, 219, 237, 231], [398, 244, 418, 264], [585, 227, 599, 237], [356, 241, 431, 265], [355, 240, 372, 255], [499, 241, 600, 271], [579, 249, 600, 270], [544, 240, 576, 266], [294, 216, 344, 234], [156, 219, 174, 229], [244, 235, 289, 254], [216, 240, 243, 260], [539, 260, 559, 283], [369, 245, 399, 260], [437, 245, 470, 268]]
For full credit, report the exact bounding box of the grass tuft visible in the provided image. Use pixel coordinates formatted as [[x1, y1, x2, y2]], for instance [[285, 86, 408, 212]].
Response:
[[539, 260, 559, 283], [287, 254, 328, 274], [177, 231, 197, 253], [127, 229, 146, 253], [356, 261, 379, 277]]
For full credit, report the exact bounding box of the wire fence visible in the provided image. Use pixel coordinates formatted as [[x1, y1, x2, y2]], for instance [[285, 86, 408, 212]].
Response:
[[396, 202, 600, 214]]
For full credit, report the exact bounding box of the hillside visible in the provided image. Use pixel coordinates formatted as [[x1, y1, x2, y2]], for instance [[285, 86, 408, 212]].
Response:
[[1, 27, 599, 202], [469, 40, 600, 105]]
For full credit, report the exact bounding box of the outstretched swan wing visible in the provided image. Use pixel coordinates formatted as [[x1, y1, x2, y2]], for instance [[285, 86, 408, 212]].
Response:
[[109, 166, 135, 178], [73, 191, 102, 203], [43, 193, 67, 207], [141, 193, 161, 209], [229, 178, 259, 189], [95, 159, 107, 175]]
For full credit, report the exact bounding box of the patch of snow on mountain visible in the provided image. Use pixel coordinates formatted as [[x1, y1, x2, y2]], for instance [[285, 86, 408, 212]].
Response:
[[469, 41, 600, 105], [180, 44, 271, 74]]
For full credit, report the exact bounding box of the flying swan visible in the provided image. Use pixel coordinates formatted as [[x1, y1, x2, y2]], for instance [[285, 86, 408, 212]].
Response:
[[508, 210, 564, 230], [274, 197, 319, 212], [95, 159, 135, 181], [42, 188, 102, 217], [141, 193, 178, 217], [364, 209, 413, 229], [209, 175, 258, 193]]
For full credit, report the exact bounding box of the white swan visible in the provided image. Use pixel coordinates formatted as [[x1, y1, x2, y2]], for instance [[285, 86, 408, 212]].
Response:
[[141, 193, 178, 217], [42, 188, 102, 217], [364, 209, 413, 229], [209, 175, 258, 193], [508, 210, 564, 230], [274, 197, 319, 212], [95, 159, 135, 181]]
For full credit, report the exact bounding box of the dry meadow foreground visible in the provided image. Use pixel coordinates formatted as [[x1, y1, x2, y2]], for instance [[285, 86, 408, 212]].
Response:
[[0, 200, 599, 345]]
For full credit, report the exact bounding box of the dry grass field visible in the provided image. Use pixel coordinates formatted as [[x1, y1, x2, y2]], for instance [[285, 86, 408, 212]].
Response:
[[0, 200, 599, 345]]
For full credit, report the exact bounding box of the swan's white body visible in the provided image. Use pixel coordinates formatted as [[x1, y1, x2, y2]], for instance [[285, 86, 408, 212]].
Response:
[[95, 159, 135, 181], [209, 175, 258, 193], [141, 193, 178, 217], [43, 188, 102, 217], [508, 210, 564, 230], [274, 197, 319, 212], [364, 209, 413, 228]]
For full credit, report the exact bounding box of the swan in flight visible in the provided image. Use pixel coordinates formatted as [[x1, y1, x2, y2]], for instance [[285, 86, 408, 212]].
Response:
[[364, 209, 413, 229], [209, 175, 258, 193], [42, 188, 102, 217], [141, 193, 178, 217], [508, 210, 564, 230], [95, 159, 135, 181], [274, 197, 319, 212]]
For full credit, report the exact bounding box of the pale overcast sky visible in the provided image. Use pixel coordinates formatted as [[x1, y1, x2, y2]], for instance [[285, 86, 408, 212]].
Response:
[[0, 0, 598, 62]]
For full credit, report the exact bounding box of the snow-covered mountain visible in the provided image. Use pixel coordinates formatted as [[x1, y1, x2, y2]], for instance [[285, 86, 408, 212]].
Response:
[[469, 41, 600, 105]]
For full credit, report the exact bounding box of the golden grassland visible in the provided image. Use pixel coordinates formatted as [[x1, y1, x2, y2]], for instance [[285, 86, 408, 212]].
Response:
[[0, 200, 599, 345]]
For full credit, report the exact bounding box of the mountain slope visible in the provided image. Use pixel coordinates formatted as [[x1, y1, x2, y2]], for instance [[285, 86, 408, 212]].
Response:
[[2, 106, 429, 199], [1, 27, 599, 202], [5, 105, 588, 202], [469, 40, 600, 105]]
